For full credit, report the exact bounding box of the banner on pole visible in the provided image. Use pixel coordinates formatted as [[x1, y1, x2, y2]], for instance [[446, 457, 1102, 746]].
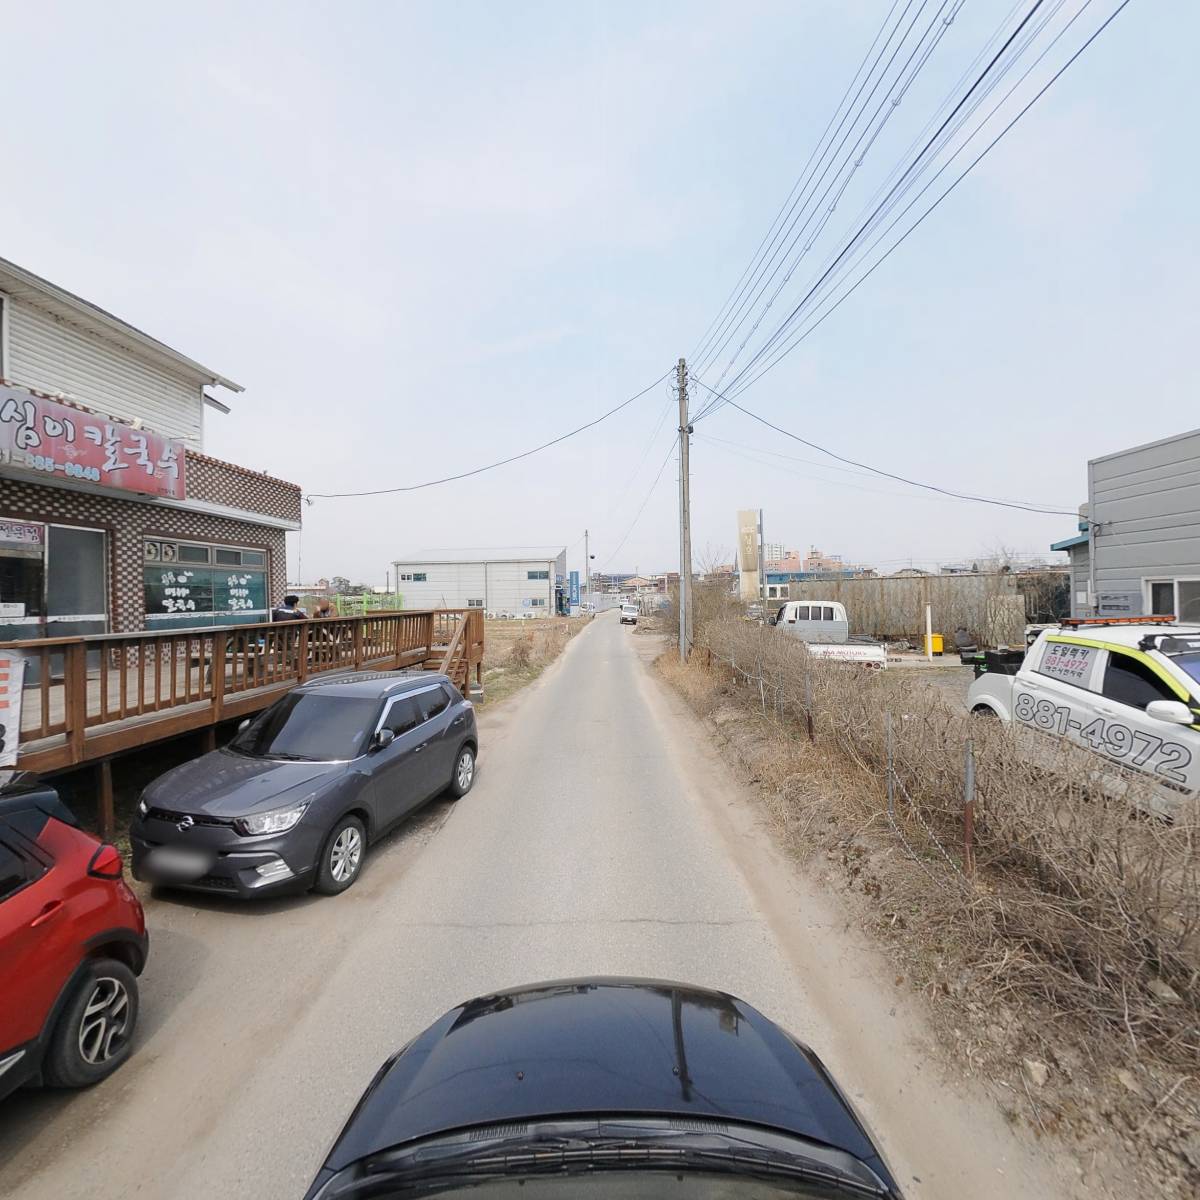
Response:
[[0, 650, 26, 768]]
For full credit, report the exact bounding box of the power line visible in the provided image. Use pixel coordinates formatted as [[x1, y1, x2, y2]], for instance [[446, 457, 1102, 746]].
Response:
[[691, 377, 1076, 515], [716, 0, 1099, 400], [694, 432, 1075, 508], [702, 0, 1131, 413], [693, 0, 965, 407], [696, 0, 955, 403], [304, 369, 671, 500], [600, 435, 679, 572], [689, 0, 909, 374], [701, 0, 1053, 413]]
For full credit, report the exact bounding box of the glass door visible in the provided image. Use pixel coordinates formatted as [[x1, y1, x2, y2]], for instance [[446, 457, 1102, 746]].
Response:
[[0, 520, 45, 643], [46, 526, 108, 639]]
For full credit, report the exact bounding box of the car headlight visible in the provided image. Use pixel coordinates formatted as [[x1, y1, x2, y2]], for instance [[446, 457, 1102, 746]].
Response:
[[235, 798, 312, 837]]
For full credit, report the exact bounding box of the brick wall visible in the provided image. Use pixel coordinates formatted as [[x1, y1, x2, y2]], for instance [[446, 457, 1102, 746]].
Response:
[[0, 477, 290, 632], [185, 452, 302, 524]]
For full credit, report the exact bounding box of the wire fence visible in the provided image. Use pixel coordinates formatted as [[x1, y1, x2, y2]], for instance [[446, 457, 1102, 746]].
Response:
[[682, 614, 1200, 1068]]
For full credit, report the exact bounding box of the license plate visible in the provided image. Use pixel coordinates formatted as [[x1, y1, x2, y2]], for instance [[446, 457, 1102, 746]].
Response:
[[146, 845, 214, 882]]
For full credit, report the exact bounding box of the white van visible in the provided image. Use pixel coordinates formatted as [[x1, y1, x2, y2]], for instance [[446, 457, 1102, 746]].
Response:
[[769, 601, 850, 644], [620, 604, 639, 626]]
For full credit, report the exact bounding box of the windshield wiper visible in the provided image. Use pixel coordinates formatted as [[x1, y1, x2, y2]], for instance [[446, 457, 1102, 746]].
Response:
[[337, 1134, 889, 1199]]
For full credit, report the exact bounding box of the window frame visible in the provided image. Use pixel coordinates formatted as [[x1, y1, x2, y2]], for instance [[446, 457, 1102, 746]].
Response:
[[1099, 648, 1183, 712], [1033, 637, 1104, 692], [527, 569, 549, 581], [0, 290, 9, 380]]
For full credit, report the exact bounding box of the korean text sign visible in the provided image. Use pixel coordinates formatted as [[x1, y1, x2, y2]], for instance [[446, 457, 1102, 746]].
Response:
[[1039, 641, 1097, 685], [0, 385, 186, 500]]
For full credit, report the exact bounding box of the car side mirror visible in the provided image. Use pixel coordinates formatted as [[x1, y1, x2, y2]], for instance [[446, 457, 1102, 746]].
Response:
[[1146, 699, 1194, 726], [372, 728, 396, 751]]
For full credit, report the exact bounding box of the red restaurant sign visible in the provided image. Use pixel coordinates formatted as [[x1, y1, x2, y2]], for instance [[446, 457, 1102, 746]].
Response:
[[0, 385, 186, 500]]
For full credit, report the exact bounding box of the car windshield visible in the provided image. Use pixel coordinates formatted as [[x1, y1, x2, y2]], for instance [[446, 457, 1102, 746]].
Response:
[[228, 693, 380, 761], [341, 1175, 853, 1198], [1166, 652, 1200, 688]]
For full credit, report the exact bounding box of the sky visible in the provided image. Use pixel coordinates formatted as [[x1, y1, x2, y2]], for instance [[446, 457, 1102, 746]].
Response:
[[2, 0, 1195, 586]]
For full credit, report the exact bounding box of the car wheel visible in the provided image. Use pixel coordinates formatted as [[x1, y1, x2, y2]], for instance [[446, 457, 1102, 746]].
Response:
[[44, 958, 139, 1089], [971, 705, 999, 718], [447, 746, 476, 799], [314, 815, 366, 895]]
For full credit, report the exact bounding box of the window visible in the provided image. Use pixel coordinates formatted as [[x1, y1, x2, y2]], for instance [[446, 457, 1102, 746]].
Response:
[[793, 605, 809, 621], [528, 570, 549, 580], [1101, 654, 1178, 711], [0, 293, 7, 378], [530, 597, 546, 607], [1038, 641, 1098, 687], [382, 696, 421, 736], [1179, 581, 1200, 624], [1149, 581, 1174, 616], [467, 599, 484, 608], [822, 606, 835, 621], [230, 693, 380, 760], [0, 841, 29, 901], [397, 572, 427, 583], [144, 539, 268, 627], [416, 687, 450, 721]]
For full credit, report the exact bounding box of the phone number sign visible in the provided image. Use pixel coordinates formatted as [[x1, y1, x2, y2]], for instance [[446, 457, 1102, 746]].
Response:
[[0, 385, 186, 500]]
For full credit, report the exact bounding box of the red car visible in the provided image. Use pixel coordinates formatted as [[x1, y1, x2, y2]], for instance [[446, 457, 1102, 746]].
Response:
[[0, 773, 148, 1103]]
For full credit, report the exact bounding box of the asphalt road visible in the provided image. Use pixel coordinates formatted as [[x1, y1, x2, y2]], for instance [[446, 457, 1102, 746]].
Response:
[[0, 613, 1071, 1199]]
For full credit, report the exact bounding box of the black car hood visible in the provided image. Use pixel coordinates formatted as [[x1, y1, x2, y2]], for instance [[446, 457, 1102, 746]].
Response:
[[323, 978, 894, 1187], [142, 749, 344, 817]]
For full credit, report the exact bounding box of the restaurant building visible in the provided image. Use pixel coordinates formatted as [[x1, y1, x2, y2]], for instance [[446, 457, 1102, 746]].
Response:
[[0, 256, 301, 644]]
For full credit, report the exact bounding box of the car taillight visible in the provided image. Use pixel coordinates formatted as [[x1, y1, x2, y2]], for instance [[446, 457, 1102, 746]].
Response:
[[88, 843, 124, 879]]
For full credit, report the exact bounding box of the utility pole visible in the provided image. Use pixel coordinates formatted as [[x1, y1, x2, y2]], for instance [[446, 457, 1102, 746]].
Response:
[[584, 528, 590, 607], [758, 508, 767, 614], [677, 357, 693, 661]]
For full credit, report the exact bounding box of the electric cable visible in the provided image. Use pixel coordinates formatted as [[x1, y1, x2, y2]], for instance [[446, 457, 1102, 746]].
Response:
[[304, 369, 671, 500]]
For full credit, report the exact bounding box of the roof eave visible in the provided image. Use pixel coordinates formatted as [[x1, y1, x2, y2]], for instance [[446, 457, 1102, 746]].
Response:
[[0, 256, 244, 393]]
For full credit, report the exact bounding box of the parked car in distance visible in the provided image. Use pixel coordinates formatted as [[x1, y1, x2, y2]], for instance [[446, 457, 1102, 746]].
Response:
[[968, 619, 1200, 817], [304, 977, 903, 1199], [769, 600, 887, 668], [0, 773, 148, 1103], [130, 672, 477, 900], [620, 603, 639, 626]]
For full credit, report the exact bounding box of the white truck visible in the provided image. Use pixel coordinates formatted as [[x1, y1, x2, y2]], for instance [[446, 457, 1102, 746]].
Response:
[[769, 600, 887, 669], [967, 618, 1200, 815]]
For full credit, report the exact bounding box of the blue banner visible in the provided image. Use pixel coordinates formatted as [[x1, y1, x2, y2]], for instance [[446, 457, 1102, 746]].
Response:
[[569, 570, 580, 605]]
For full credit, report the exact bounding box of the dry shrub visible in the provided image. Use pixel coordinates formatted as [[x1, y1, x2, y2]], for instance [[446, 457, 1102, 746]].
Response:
[[506, 635, 534, 668], [696, 616, 1200, 1071]]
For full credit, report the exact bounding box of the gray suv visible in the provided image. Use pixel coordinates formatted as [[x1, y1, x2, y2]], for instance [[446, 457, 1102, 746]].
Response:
[[130, 672, 477, 899]]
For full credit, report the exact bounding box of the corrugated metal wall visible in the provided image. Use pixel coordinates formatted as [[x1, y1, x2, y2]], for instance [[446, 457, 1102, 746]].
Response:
[[395, 561, 556, 614], [6, 298, 204, 447], [1090, 429, 1200, 614]]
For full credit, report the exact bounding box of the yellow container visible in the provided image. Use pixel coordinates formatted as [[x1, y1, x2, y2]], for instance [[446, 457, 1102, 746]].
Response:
[[925, 633, 944, 656]]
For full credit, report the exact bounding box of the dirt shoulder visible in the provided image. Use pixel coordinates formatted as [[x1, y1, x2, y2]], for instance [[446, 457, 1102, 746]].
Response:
[[648, 632, 1198, 1200], [479, 615, 587, 707]]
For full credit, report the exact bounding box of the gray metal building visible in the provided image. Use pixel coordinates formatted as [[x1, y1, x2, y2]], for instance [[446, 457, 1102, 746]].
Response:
[[1052, 428, 1200, 621]]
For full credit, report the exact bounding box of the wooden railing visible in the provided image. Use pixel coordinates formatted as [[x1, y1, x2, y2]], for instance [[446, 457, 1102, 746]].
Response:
[[1, 609, 484, 776]]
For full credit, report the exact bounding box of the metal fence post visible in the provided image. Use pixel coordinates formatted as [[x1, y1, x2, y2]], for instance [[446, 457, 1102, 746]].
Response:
[[963, 738, 976, 877], [886, 711, 895, 820]]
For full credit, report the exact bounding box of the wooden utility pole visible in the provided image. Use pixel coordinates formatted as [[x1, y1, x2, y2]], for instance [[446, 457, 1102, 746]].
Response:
[[584, 528, 590, 607], [677, 358, 693, 661]]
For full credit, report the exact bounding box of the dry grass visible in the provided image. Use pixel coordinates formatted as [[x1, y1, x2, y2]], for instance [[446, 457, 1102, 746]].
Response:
[[479, 617, 583, 706], [660, 616, 1200, 1195]]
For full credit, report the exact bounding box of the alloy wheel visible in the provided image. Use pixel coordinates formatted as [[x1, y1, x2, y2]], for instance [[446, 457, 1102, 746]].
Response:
[[77, 977, 133, 1065], [457, 751, 475, 792], [330, 825, 363, 883]]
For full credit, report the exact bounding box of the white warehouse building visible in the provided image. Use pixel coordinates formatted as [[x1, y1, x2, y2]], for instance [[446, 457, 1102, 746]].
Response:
[[391, 548, 568, 616]]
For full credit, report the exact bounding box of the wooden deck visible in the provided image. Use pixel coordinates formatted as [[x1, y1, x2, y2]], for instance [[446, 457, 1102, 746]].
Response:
[[2, 609, 484, 783]]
